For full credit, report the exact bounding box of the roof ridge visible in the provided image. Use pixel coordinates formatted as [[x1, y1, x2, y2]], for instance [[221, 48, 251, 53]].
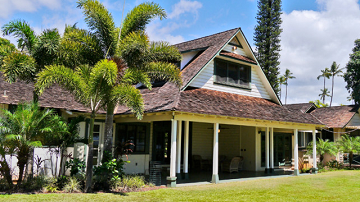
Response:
[[174, 27, 239, 47]]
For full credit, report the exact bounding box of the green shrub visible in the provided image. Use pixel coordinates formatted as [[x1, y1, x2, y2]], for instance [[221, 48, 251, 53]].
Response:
[[0, 178, 10, 191], [112, 175, 153, 192], [20, 175, 53, 192], [327, 160, 344, 169], [65, 158, 86, 176], [63, 177, 81, 193], [56, 175, 69, 190]]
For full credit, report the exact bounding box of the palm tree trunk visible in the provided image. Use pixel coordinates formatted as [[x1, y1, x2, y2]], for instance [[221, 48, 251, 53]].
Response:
[[349, 152, 353, 168], [85, 112, 95, 193], [330, 75, 334, 107], [323, 77, 326, 103], [103, 103, 115, 159], [0, 160, 13, 189], [285, 84, 288, 104]]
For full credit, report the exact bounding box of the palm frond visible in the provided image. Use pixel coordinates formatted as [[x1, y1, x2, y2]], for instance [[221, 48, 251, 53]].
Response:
[[111, 84, 144, 119], [122, 68, 151, 89], [1, 20, 37, 52], [1, 52, 36, 83], [77, 0, 116, 56], [90, 59, 118, 95], [147, 41, 181, 63], [121, 2, 166, 40], [33, 28, 60, 68], [118, 31, 149, 67], [144, 62, 182, 88]]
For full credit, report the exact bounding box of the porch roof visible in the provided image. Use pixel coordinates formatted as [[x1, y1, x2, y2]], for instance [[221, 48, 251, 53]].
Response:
[[115, 85, 323, 125], [310, 105, 359, 128], [285, 103, 316, 113]]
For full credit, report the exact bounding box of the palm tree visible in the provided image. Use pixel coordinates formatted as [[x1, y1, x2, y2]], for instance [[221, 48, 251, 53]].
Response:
[[36, 59, 144, 192], [283, 69, 296, 104], [336, 134, 360, 168], [0, 102, 67, 189], [306, 139, 338, 165], [329, 61, 344, 107], [319, 88, 330, 104], [278, 75, 286, 102], [317, 67, 331, 103], [1, 20, 61, 102], [76, 0, 182, 156]]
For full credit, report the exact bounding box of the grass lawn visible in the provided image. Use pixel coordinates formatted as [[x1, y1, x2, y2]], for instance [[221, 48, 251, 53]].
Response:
[[1, 170, 360, 202]]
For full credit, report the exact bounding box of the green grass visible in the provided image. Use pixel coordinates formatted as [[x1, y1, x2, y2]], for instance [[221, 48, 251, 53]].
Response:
[[1, 170, 360, 202]]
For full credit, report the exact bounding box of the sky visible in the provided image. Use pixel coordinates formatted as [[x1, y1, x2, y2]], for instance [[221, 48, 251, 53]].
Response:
[[0, 0, 359, 106]]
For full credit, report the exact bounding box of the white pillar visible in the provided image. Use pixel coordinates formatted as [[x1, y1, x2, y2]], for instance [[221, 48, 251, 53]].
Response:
[[265, 127, 270, 173], [176, 120, 182, 176], [270, 127, 274, 171], [312, 130, 317, 170], [212, 123, 219, 183], [167, 119, 177, 187], [294, 129, 299, 176], [183, 121, 189, 178]]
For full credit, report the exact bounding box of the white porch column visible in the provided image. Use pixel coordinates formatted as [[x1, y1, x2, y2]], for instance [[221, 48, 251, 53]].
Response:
[[265, 127, 270, 173], [176, 120, 182, 177], [270, 127, 274, 172], [167, 119, 177, 187], [312, 130, 317, 173], [212, 123, 219, 183], [294, 129, 299, 176], [183, 121, 190, 179]]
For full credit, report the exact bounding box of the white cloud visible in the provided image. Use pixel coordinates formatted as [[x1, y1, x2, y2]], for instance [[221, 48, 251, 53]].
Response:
[[168, 0, 202, 19], [0, 0, 62, 18], [280, 0, 360, 106]]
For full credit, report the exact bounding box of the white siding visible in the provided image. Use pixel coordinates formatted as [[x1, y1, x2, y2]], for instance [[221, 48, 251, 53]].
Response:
[[189, 60, 271, 99], [122, 154, 150, 175], [347, 113, 360, 127], [181, 51, 199, 70], [192, 122, 213, 159], [240, 126, 256, 171], [223, 44, 247, 57], [219, 125, 240, 159]]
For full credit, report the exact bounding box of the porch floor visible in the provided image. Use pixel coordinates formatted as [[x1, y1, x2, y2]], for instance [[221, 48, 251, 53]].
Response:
[[159, 169, 294, 186]]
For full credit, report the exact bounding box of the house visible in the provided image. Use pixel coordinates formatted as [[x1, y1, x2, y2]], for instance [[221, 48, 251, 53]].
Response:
[[0, 28, 324, 187]]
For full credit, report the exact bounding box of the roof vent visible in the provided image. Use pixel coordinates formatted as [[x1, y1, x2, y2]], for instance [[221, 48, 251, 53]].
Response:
[[2, 90, 8, 98]]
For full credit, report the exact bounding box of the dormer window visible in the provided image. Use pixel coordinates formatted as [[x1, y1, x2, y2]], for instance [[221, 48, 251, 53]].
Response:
[[214, 58, 251, 89]]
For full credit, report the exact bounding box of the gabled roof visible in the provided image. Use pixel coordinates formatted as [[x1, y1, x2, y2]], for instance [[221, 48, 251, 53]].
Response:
[[310, 105, 359, 128], [174, 28, 240, 89], [285, 103, 317, 113]]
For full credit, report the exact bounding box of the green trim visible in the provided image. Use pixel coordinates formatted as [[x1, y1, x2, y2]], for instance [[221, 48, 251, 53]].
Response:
[[214, 58, 251, 90], [181, 29, 242, 91], [115, 122, 151, 154], [218, 54, 257, 65]]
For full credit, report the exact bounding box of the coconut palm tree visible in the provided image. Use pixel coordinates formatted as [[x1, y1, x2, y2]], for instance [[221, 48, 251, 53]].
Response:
[[319, 88, 330, 104], [336, 134, 360, 168], [306, 139, 338, 165], [76, 0, 182, 156], [317, 67, 331, 103], [329, 61, 344, 107], [0, 102, 67, 189], [283, 69, 296, 104], [278, 75, 286, 102]]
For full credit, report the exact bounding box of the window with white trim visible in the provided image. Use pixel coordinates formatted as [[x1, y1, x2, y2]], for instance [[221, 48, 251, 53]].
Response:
[[214, 58, 251, 89]]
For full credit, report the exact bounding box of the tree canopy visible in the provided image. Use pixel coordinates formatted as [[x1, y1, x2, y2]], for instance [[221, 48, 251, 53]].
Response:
[[344, 39, 360, 104]]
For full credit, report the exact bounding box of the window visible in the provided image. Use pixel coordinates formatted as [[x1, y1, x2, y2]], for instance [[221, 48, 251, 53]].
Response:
[[115, 123, 150, 154], [214, 59, 251, 88]]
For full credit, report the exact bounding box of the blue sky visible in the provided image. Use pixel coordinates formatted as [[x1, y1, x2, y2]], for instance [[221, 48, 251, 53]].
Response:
[[1, 0, 360, 106]]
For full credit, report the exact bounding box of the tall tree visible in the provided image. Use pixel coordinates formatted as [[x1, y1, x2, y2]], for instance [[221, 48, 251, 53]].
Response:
[[329, 61, 343, 107], [76, 0, 182, 158], [318, 88, 330, 104], [254, 0, 283, 94], [344, 39, 360, 104], [278, 75, 285, 102], [283, 68, 295, 104], [317, 67, 331, 103]]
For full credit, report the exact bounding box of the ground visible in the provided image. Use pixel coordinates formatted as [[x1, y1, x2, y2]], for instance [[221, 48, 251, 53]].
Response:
[[1, 170, 359, 201]]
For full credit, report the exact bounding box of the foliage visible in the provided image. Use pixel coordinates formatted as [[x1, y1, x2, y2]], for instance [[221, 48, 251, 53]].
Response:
[[56, 175, 70, 190], [34, 154, 45, 175], [254, 0, 283, 94], [20, 175, 53, 192], [309, 100, 329, 108], [111, 175, 150, 192], [318, 88, 330, 104], [0, 102, 68, 188], [63, 177, 81, 193], [278, 75, 285, 101], [93, 151, 127, 191], [328, 61, 343, 106], [283, 68, 295, 104], [65, 158, 86, 177], [326, 159, 344, 169], [0, 178, 11, 191], [336, 134, 360, 168], [0, 37, 17, 66], [344, 39, 360, 104], [306, 139, 338, 163], [317, 67, 331, 103]]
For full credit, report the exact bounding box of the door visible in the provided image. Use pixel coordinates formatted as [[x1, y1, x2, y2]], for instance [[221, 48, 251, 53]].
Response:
[[152, 121, 171, 164]]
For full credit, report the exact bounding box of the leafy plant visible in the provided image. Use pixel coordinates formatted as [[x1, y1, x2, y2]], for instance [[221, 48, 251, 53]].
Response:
[[112, 175, 152, 192], [34, 155, 45, 175], [336, 134, 360, 168], [65, 157, 86, 177], [326, 159, 344, 169], [20, 175, 53, 192], [55, 175, 69, 190], [306, 139, 338, 164], [63, 177, 81, 193]]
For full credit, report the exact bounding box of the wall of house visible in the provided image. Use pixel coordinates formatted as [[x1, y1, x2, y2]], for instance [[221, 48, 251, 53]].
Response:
[[189, 60, 271, 99], [181, 51, 200, 70], [192, 122, 213, 160], [122, 154, 150, 175], [223, 45, 247, 57], [219, 125, 240, 159], [240, 126, 256, 171]]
